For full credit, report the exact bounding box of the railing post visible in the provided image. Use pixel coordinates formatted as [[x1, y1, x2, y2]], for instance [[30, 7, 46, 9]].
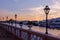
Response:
[[19, 30, 23, 40], [28, 32, 31, 40], [8, 26, 9, 31], [11, 27, 12, 32], [14, 28, 16, 34], [20, 30, 21, 37]]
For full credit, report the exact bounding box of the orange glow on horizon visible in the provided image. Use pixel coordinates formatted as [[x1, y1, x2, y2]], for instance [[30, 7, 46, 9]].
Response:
[[0, 14, 60, 21], [0, 9, 60, 21]]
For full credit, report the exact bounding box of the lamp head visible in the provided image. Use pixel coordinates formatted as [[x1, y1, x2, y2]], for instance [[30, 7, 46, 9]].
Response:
[[44, 5, 50, 14], [15, 14, 17, 18]]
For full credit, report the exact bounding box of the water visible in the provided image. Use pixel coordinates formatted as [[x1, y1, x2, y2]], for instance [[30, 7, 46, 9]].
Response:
[[3, 23, 60, 37]]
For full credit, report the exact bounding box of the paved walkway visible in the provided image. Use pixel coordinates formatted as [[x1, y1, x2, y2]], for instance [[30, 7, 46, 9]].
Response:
[[0, 27, 20, 40]]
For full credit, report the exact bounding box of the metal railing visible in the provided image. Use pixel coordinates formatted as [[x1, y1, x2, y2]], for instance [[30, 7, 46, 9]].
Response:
[[0, 23, 60, 40]]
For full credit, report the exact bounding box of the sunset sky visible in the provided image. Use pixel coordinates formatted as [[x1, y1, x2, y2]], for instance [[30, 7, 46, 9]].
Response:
[[0, 0, 60, 21]]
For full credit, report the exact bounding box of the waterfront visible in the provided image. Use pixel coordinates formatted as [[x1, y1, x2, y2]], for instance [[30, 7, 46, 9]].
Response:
[[4, 23, 60, 37], [0, 22, 60, 40]]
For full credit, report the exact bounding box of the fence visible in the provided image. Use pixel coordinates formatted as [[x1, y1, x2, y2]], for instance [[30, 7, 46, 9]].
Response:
[[0, 23, 60, 40]]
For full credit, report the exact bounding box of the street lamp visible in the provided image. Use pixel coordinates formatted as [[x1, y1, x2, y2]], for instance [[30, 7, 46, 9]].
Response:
[[6, 16, 8, 21], [15, 14, 17, 27], [44, 5, 50, 34], [28, 21, 32, 30], [6, 16, 8, 23], [19, 22, 23, 28], [3, 17, 4, 21]]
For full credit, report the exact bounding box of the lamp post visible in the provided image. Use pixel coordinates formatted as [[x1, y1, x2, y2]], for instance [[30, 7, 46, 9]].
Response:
[[28, 21, 32, 30], [6, 16, 8, 21], [19, 22, 23, 28], [15, 14, 17, 27], [6, 16, 8, 23], [3, 17, 4, 21], [44, 5, 50, 34]]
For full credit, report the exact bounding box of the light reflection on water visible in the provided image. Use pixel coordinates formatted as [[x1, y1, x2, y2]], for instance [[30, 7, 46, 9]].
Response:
[[31, 26, 60, 37], [3, 23, 60, 37]]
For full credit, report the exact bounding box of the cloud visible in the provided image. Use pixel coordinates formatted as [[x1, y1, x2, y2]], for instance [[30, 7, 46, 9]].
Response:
[[20, 0, 60, 19], [0, 0, 60, 21], [47, 0, 60, 18], [49, 0, 60, 14], [0, 10, 15, 20], [20, 5, 44, 15], [51, 0, 60, 9]]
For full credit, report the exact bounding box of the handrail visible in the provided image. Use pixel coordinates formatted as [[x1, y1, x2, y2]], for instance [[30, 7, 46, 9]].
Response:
[[0, 23, 60, 40]]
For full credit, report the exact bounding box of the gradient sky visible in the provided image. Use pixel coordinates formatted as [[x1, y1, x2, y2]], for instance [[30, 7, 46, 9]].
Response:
[[0, 0, 60, 21]]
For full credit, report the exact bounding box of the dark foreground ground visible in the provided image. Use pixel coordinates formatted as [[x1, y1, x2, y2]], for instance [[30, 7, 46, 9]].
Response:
[[0, 27, 20, 40]]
